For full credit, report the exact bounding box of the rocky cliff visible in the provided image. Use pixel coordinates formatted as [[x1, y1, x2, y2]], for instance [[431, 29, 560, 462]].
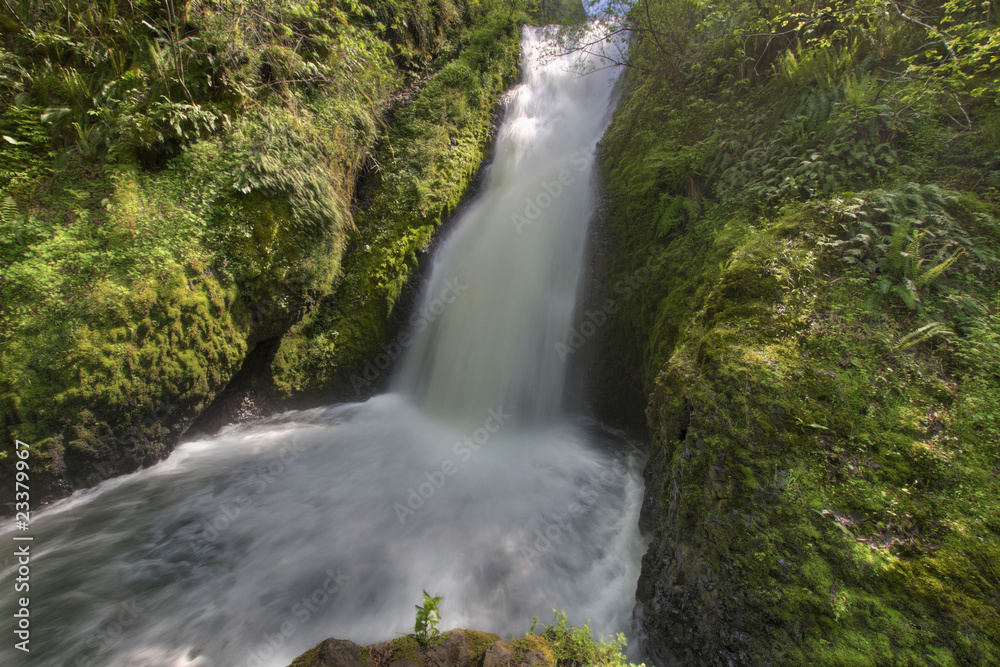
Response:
[[587, 0, 1000, 663]]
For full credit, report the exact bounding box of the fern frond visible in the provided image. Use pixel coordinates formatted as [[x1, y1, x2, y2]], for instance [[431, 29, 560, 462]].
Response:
[[893, 322, 954, 351], [886, 218, 911, 273], [916, 248, 965, 288], [0, 195, 17, 223]]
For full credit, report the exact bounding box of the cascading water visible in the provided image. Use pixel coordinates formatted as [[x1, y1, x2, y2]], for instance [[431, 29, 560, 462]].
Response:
[[0, 24, 646, 667], [396, 27, 615, 423]]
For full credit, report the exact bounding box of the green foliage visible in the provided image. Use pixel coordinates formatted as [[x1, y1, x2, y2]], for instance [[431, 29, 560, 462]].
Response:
[[216, 108, 350, 291], [0, 0, 481, 165], [898, 0, 1000, 106], [594, 1, 1000, 663], [953, 295, 1000, 444], [822, 183, 997, 317], [412, 590, 443, 645], [531, 611, 645, 667], [594, 0, 998, 219], [0, 104, 51, 194]]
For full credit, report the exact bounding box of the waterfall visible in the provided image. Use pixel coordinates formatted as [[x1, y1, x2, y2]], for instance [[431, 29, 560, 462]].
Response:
[[396, 26, 621, 423], [0, 25, 646, 667]]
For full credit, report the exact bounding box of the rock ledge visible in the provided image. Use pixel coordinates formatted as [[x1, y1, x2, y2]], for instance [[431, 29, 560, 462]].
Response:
[[289, 629, 556, 667]]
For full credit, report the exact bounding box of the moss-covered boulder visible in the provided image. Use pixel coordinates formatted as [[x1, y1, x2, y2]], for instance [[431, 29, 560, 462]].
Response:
[[287, 630, 504, 667], [623, 203, 1000, 665], [589, 0, 1000, 663], [287, 621, 646, 667]]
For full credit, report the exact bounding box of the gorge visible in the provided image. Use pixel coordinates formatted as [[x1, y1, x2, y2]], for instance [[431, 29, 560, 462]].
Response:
[[2, 0, 999, 665]]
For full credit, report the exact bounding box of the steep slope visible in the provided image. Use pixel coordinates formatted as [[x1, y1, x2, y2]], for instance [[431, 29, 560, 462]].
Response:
[[587, 0, 1000, 664]]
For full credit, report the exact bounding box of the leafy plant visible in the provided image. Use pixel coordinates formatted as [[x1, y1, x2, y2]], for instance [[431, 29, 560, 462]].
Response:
[[827, 183, 994, 314], [531, 610, 645, 667], [890, 321, 955, 351], [412, 590, 443, 645]]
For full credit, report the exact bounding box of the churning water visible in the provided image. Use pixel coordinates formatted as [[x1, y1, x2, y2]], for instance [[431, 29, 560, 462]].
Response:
[[0, 25, 646, 667]]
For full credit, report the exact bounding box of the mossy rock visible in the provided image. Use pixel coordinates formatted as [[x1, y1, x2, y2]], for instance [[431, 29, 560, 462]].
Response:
[[269, 11, 525, 401], [288, 630, 503, 667], [606, 201, 1000, 665]]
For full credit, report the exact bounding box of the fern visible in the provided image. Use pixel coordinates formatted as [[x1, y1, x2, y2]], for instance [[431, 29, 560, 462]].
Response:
[[412, 591, 443, 645], [655, 194, 700, 238], [0, 196, 17, 223], [893, 322, 954, 351], [916, 248, 966, 288], [830, 183, 995, 315], [886, 220, 913, 274]]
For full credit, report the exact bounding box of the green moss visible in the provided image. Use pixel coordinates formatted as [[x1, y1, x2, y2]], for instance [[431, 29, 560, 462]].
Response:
[[270, 11, 526, 397], [459, 628, 503, 661], [602, 199, 1000, 664], [512, 634, 557, 665], [593, 2, 1000, 661], [385, 635, 425, 664], [0, 183, 250, 499], [287, 643, 322, 667]]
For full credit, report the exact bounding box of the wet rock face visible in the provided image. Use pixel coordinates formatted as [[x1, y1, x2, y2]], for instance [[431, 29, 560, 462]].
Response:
[[634, 436, 754, 667], [633, 364, 787, 667], [421, 630, 481, 666], [482, 640, 517, 667]]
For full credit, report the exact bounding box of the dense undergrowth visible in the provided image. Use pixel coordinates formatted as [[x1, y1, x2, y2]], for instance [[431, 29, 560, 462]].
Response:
[[2, 0, 997, 662], [589, 0, 1000, 663], [0, 0, 558, 509]]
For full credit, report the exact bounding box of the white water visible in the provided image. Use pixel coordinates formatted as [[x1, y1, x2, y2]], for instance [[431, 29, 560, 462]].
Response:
[[0, 25, 644, 667], [396, 26, 616, 423]]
